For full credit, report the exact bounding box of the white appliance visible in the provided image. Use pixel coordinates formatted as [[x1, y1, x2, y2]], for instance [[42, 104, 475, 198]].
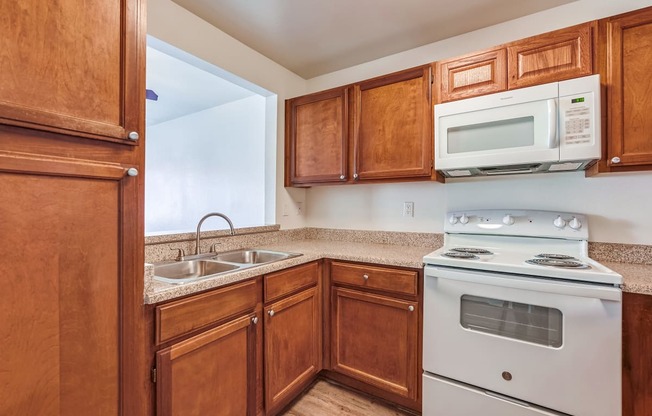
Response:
[[422, 210, 622, 416], [434, 75, 601, 177]]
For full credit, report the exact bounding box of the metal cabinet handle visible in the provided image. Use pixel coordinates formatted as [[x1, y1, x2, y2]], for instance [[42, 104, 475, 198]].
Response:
[[251, 316, 258, 325], [128, 131, 140, 141], [126, 167, 139, 177], [268, 310, 275, 317], [408, 305, 415, 312], [339, 175, 345, 180], [353, 173, 359, 180], [611, 157, 621, 164], [363, 274, 369, 280]]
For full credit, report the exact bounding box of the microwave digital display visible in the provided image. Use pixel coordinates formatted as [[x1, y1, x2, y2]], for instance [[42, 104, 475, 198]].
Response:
[[571, 97, 585, 103]]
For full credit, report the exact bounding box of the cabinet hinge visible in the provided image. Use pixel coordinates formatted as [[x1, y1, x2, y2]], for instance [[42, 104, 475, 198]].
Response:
[[151, 368, 157, 383]]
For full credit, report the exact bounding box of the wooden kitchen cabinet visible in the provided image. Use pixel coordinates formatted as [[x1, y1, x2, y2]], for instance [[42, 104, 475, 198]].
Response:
[[434, 23, 594, 103], [507, 22, 595, 89], [154, 278, 263, 416], [156, 313, 259, 416], [435, 48, 507, 103], [328, 261, 421, 412], [622, 292, 652, 416], [353, 66, 433, 181], [285, 66, 433, 186], [594, 6, 652, 172], [0, 0, 148, 414], [264, 262, 322, 415], [286, 88, 349, 186], [0, 1, 144, 144]]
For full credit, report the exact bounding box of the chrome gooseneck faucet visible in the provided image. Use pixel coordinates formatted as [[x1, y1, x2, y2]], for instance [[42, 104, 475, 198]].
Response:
[[195, 212, 235, 255]]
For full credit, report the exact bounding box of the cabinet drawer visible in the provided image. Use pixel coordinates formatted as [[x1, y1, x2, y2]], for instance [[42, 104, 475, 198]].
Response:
[[265, 261, 319, 303], [156, 279, 259, 345], [331, 262, 417, 296]]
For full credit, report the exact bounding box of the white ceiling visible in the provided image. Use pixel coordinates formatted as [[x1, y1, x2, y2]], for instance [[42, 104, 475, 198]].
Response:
[[146, 46, 256, 126], [171, 0, 577, 79]]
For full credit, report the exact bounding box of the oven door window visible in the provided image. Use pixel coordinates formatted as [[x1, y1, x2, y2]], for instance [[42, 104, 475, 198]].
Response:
[[460, 295, 562, 348]]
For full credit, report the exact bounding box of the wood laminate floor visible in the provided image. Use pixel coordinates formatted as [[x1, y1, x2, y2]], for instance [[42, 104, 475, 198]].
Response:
[[282, 380, 416, 416]]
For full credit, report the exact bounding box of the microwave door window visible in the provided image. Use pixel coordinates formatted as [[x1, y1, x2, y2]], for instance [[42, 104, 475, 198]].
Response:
[[447, 116, 535, 154]]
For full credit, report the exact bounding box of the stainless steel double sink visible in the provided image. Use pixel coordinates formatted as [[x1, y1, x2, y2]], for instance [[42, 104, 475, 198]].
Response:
[[153, 249, 302, 284]]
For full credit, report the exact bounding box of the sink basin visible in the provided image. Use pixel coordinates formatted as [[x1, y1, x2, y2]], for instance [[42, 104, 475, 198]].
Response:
[[154, 260, 240, 284], [212, 249, 300, 265]]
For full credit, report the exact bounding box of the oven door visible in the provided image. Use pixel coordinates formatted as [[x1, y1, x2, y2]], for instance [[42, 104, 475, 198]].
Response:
[[423, 265, 621, 416]]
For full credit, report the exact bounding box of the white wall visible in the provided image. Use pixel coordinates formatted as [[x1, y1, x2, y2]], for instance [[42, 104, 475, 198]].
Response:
[[304, 0, 652, 244], [146, 96, 266, 234], [148, 0, 308, 230]]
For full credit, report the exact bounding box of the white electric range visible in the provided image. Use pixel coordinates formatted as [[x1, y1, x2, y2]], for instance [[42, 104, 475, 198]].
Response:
[[422, 210, 622, 416]]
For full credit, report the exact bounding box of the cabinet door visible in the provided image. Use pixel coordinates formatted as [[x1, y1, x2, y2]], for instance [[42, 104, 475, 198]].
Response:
[[353, 66, 432, 181], [623, 292, 652, 416], [286, 88, 348, 186], [265, 287, 322, 414], [0, 150, 143, 415], [507, 22, 594, 89], [0, 0, 144, 144], [436, 48, 507, 103], [602, 8, 652, 168], [157, 314, 258, 416], [331, 287, 419, 400]]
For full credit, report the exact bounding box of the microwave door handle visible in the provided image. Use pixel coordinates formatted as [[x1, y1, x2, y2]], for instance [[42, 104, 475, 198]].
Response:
[[547, 98, 558, 148]]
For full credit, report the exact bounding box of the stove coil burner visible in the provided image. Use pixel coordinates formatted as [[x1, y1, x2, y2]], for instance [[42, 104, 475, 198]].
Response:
[[535, 253, 577, 260], [442, 252, 479, 260], [526, 258, 589, 268], [451, 247, 493, 255]]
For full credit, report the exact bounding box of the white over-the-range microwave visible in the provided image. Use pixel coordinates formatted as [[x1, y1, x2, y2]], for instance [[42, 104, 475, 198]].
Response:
[[434, 74, 601, 178]]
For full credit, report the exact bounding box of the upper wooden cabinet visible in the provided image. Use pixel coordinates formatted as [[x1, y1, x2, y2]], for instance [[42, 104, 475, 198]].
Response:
[[596, 7, 652, 171], [507, 22, 595, 89], [0, 1, 143, 144], [286, 88, 348, 185], [353, 67, 433, 181], [434, 23, 595, 103], [285, 66, 433, 187], [435, 48, 507, 103]]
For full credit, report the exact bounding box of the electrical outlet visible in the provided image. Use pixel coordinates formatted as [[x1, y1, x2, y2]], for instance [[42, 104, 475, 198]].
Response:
[[296, 202, 303, 216], [403, 201, 414, 217], [282, 203, 289, 217]]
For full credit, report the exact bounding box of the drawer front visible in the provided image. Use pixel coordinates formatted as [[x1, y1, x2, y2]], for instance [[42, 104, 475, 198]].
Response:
[[156, 279, 259, 345], [265, 261, 319, 303], [331, 261, 417, 296]]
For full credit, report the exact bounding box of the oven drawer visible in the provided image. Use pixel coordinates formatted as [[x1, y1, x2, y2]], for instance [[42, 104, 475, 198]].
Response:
[[423, 373, 565, 416]]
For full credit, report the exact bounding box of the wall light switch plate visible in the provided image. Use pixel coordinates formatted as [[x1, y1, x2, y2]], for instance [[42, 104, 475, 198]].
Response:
[[296, 202, 303, 216]]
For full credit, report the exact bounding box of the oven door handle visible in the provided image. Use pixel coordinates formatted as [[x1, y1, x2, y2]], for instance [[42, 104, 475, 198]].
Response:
[[425, 266, 621, 301]]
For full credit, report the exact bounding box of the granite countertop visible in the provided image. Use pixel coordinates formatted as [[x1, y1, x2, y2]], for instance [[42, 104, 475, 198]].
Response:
[[603, 262, 652, 296], [144, 232, 652, 304], [145, 239, 437, 304]]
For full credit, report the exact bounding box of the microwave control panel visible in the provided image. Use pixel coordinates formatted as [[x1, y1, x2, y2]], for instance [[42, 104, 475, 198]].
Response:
[[559, 92, 595, 146]]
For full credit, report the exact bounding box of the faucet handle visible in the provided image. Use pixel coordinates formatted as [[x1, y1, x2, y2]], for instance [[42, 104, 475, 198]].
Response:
[[169, 247, 186, 261], [210, 242, 222, 253]]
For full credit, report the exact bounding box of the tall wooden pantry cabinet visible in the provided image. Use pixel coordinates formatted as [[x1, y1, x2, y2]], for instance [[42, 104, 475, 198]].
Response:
[[0, 1, 149, 415]]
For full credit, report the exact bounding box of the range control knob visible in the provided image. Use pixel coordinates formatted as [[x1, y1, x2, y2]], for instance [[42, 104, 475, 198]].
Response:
[[569, 217, 582, 230], [502, 214, 515, 225], [553, 215, 566, 229], [449, 215, 459, 225], [459, 214, 470, 225]]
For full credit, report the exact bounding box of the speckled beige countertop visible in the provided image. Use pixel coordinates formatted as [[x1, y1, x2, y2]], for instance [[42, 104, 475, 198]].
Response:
[[144, 228, 652, 304]]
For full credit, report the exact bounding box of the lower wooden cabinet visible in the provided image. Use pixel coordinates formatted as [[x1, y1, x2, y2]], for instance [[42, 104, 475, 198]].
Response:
[[331, 287, 419, 401], [263, 262, 322, 415], [328, 261, 422, 412], [623, 292, 652, 416], [156, 313, 259, 416], [264, 286, 322, 415]]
